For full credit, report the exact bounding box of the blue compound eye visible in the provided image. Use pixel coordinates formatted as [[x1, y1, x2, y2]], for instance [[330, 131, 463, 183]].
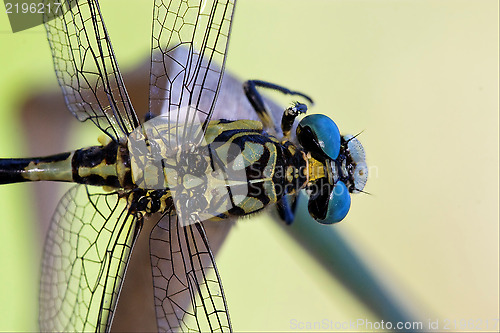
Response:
[[308, 180, 351, 224], [297, 114, 341, 160]]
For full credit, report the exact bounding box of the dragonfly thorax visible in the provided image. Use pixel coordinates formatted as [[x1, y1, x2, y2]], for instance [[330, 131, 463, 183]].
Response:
[[124, 119, 309, 223]]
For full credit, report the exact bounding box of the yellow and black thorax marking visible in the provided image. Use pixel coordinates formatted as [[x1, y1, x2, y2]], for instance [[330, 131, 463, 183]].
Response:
[[126, 119, 309, 218]]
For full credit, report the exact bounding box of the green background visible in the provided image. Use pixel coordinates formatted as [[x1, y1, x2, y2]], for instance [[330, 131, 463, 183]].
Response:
[[0, 0, 498, 331]]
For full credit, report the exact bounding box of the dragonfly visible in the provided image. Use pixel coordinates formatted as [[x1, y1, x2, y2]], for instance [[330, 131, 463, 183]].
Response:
[[0, 0, 368, 331]]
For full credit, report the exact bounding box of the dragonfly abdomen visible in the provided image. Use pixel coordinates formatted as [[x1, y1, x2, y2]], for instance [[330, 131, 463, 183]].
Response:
[[72, 140, 131, 188], [0, 152, 73, 184], [0, 140, 132, 188]]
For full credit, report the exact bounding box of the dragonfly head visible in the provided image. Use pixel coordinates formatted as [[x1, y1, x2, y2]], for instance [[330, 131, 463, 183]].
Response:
[[296, 114, 368, 224]]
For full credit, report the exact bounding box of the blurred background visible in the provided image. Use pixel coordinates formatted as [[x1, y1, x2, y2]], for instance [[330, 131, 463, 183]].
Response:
[[0, 0, 498, 331]]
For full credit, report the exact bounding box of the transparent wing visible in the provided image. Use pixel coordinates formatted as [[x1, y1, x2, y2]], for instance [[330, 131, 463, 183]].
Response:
[[39, 185, 141, 332], [149, 0, 236, 147], [154, 43, 284, 128], [215, 64, 286, 135], [150, 213, 231, 332], [43, 0, 139, 140]]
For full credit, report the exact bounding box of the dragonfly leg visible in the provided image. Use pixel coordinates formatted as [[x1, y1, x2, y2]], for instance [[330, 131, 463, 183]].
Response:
[[243, 80, 313, 138], [276, 192, 299, 225], [281, 102, 307, 138]]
